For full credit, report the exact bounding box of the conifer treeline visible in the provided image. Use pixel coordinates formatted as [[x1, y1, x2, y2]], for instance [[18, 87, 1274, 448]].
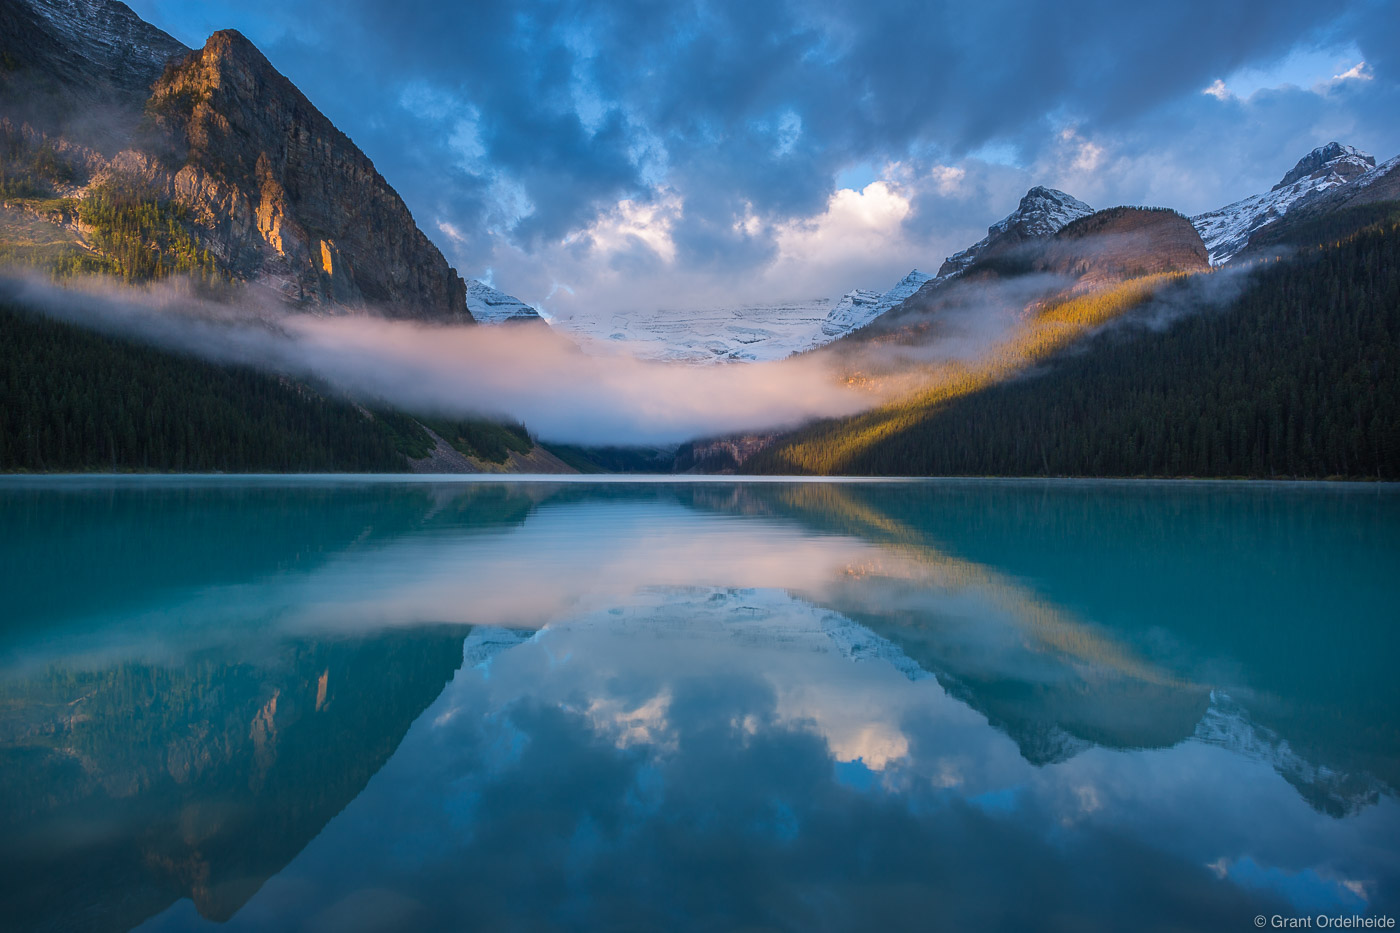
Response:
[[751, 215, 1400, 478], [0, 302, 408, 471], [0, 301, 543, 472]]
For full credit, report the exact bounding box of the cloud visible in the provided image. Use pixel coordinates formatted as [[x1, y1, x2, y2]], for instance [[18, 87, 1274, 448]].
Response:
[[119, 0, 1400, 315]]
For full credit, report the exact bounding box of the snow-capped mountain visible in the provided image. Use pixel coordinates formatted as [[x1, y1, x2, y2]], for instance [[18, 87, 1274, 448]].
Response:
[[937, 187, 1094, 278], [1190, 142, 1377, 265], [821, 270, 932, 337], [550, 270, 930, 363], [1193, 690, 1386, 818], [465, 279, 543, 323]]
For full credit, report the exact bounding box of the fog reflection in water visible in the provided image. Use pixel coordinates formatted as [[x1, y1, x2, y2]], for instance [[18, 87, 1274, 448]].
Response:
[[0, 479, 1396, 932]]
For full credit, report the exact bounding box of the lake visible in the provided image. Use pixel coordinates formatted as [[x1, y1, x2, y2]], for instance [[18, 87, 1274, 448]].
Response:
[[1, 477, 1397, 932]]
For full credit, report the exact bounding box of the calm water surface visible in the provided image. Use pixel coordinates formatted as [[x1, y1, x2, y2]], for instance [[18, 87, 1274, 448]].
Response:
[[1, 477, 1397, 932]]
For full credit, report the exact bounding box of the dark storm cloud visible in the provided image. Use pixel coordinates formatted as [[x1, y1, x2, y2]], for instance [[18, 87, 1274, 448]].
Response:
[[127, 0, 1398, 301]]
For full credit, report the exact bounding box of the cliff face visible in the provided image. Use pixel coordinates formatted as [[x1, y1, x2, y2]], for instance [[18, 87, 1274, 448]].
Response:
[[1, 1, 472, 322], [143, 30, 468, 319]]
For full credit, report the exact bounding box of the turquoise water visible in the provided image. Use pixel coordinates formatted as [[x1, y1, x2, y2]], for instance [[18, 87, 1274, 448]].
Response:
[[1, 477, 1397, 932]]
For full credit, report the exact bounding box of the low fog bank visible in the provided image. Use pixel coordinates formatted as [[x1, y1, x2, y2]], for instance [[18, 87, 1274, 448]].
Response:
[[0, 274, 876, 446], [1, 258, 1246, 447]]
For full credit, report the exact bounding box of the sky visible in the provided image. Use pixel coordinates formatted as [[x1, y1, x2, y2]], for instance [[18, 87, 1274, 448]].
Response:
[[125, 0, 1400, 319]]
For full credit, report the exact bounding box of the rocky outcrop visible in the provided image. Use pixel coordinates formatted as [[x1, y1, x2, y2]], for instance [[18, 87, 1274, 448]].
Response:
[[141, 30, 469, 319], [1272, 142, 1374, 191], [1, 2, 473, 322]]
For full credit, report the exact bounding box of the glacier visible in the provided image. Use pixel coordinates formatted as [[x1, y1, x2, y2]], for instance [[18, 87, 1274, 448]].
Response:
[[549, 269, 930, 364]]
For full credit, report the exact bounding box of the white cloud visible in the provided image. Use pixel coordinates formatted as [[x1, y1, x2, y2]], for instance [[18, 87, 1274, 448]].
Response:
[[564, 188, 683, 264], [1202, 79, 1232, 101], [1331, 61, 1371, 83], [772, 180, 912, 271]]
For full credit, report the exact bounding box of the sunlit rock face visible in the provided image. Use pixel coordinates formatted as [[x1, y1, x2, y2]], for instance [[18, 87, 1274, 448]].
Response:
[[142, 31, 470, 319], [1, 2, 472, 321]]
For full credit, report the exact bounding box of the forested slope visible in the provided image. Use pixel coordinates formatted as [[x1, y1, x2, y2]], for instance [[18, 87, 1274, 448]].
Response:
[[0, 302, 533, 472], [749, 208, 1400, 479]]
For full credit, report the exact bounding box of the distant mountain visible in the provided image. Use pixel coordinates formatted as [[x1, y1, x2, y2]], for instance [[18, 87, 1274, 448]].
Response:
[[1040, 206, 1208, 282], [820, 269, 931, 338], [937, 186, 1095, 278], [1191, 142, 1377, 264], [1, 0, 471, 320], [553, 297, 836, 363], [465, 278, 543, 323]]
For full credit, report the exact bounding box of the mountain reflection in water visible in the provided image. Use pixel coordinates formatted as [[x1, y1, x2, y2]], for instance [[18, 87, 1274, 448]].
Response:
[[0, 478, 1396, 932]]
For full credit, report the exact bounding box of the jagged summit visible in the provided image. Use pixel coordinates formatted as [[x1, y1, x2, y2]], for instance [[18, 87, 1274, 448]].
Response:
[[1191, 141, 1379, 265], [938, 187, 1093, 277], [1272, 142, 1374, 191]]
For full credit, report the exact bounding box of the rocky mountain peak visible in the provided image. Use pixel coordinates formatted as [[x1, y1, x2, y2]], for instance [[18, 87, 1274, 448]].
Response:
[[938, 186, 1094, 277], [141, 28, 471, 319], [0, 0, 189, 143], [997, 186, 1095, 238], [1193, 142, 1381, 265], [1272, 142, 1375, 191]]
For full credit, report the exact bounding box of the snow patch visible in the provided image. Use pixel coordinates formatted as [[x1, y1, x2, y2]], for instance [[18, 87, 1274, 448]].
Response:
[[465, 279, 542, 324]]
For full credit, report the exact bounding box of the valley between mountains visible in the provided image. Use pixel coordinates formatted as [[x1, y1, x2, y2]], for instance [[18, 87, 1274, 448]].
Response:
[[1, 0, 1397, 478]]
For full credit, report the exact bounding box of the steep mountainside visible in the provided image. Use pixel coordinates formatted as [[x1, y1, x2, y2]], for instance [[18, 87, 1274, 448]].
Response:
[[140, 30, 468, 317], [0, 1, 470, 320], [1235, 155, 1400, 264], [0, 0, 187, 143], [1191, 142, 1377, 265]]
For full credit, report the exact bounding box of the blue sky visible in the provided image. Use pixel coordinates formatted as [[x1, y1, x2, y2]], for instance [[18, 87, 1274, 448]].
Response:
[[126, 0, 1400, 316]]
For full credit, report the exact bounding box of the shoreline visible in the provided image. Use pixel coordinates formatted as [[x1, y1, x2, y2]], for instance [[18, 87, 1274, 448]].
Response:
[[1, 473, 1396, 489]]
